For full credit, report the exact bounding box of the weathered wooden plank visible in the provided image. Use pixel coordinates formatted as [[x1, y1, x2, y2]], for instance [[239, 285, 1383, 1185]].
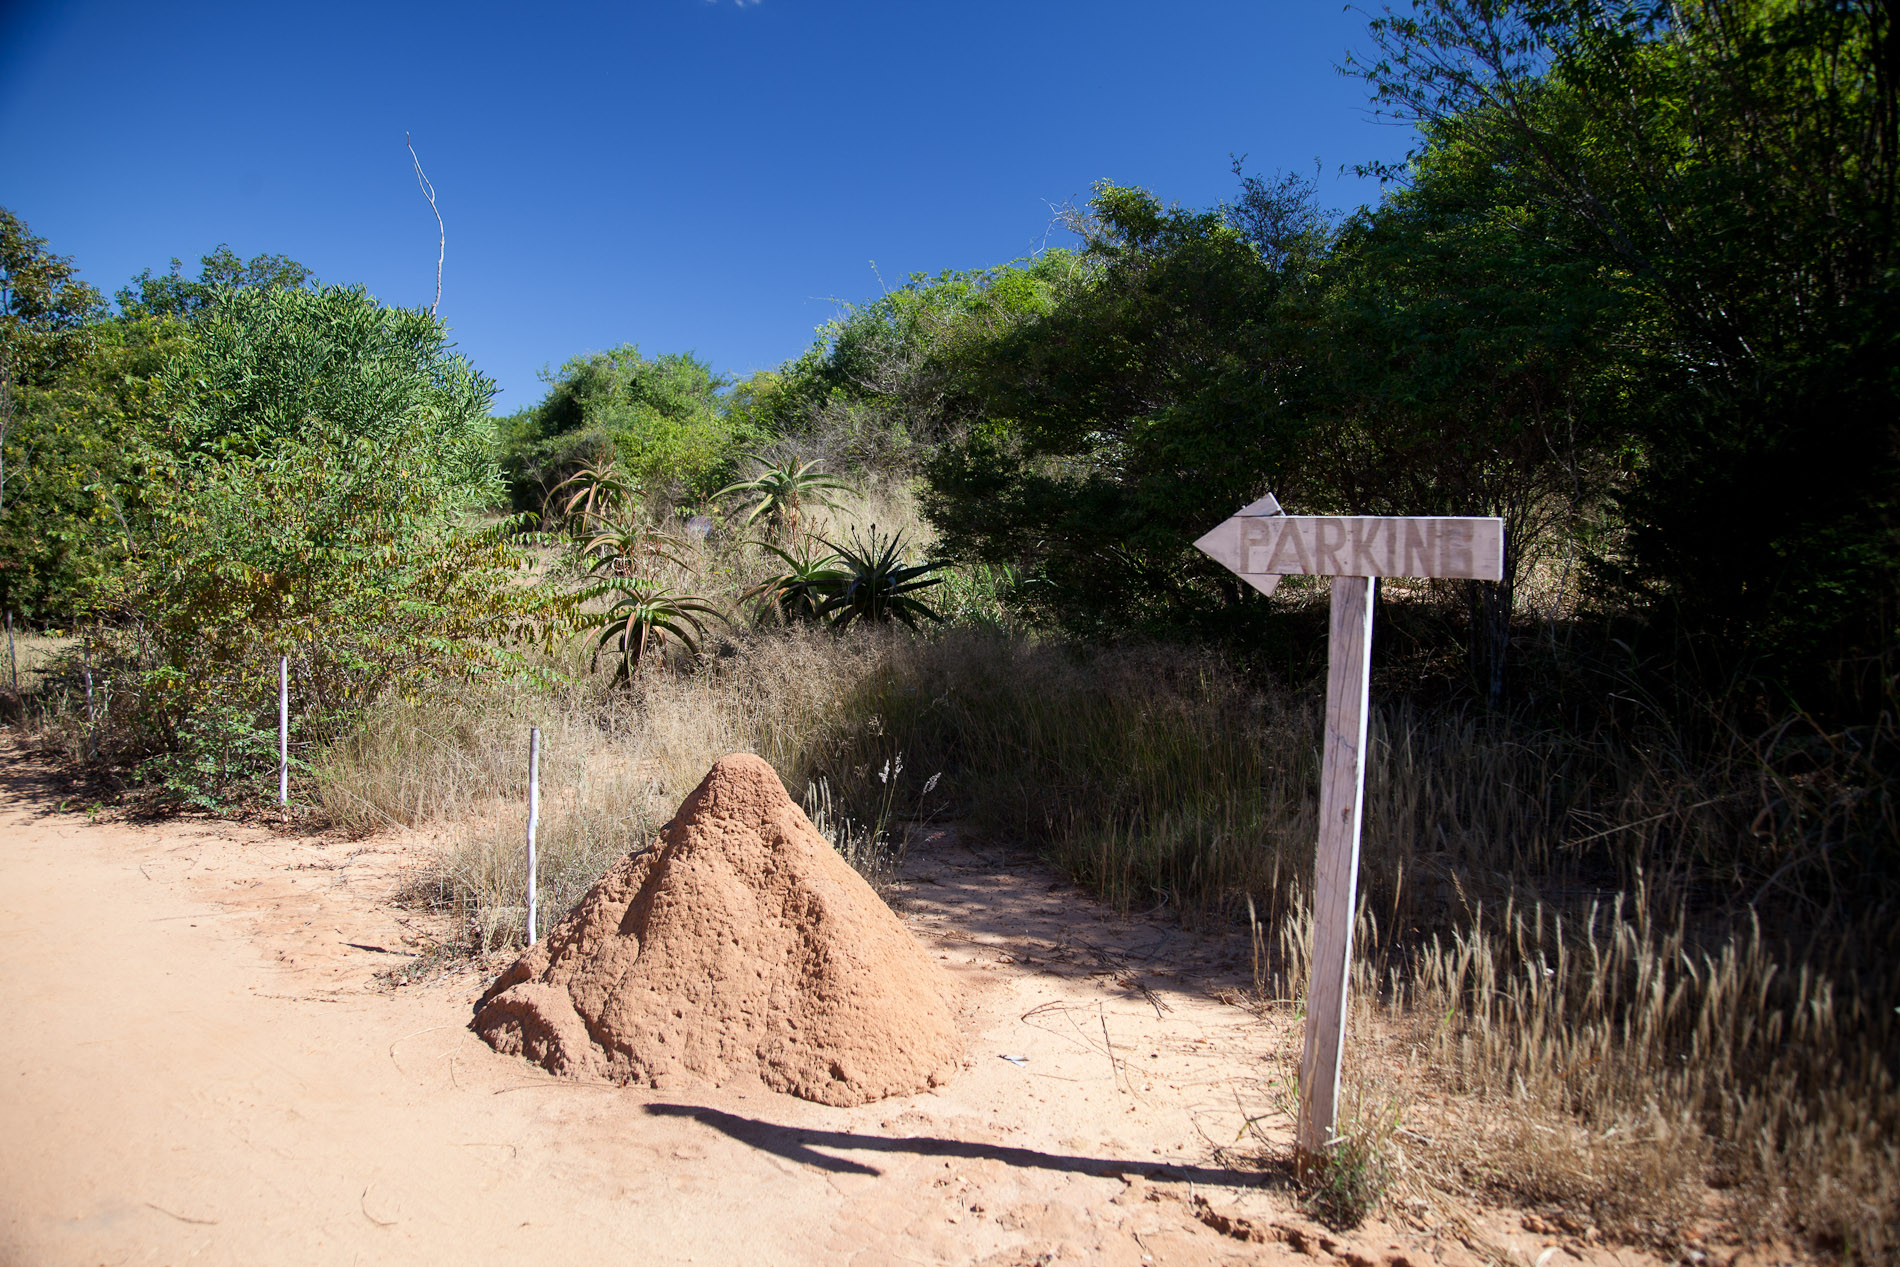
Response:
[[1297, 573, 1374, 1161], [1194, 492, 1506, 1160], [1222, 492, 1284, 595], [1195, 514, 1504, 581]]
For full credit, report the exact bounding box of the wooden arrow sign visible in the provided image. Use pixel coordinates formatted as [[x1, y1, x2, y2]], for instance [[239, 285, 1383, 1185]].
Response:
[[1195, 496, 1503, 1165], [1195, 511, 1503, 583]]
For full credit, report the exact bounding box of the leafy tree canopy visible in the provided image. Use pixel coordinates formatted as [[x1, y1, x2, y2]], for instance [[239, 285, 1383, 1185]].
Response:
[[1, 208, 105, 383], [1351, 0, 1900, 698], [163, 283, 498, 500], [922, 182, 1324, 640], [115, 244, 314, 321], [497, 345, 754, 509], [0, 208, 116, 615], [742, 253, 1080, 476], [0, 316, 187, 618], [85, 285, 542, 796]]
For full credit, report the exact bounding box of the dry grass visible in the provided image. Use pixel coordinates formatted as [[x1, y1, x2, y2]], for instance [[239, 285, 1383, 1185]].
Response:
[[173, 489, 1878, 1260], [1382, 895, 1899, 1253], [309, 629, 955, 949], [17, 561, 1893, 1255], [4, 628, 72, 687], [2, 629, 78, 726]]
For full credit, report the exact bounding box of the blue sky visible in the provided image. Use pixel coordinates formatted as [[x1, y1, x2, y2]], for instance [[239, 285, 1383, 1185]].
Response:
[[1, 0, 1417, 410]]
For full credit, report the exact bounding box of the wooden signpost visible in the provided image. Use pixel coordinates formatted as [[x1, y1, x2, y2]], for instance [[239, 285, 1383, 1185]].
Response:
[[1194, 492, 1503, 1164]]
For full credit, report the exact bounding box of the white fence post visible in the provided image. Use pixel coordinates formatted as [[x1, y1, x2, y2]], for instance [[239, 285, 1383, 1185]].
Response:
[[82, 636, 96, 761], [6, 611, 18, 717], [278, 655, 289, 807], [526, 726, 541, 946]]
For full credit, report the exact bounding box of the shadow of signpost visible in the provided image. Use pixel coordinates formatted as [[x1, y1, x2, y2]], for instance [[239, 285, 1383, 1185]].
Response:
[[644, 1103, 1268, 1186]]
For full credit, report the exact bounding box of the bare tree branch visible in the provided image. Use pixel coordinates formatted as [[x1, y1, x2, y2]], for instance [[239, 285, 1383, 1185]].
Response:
[[406, 132, 444, 317]]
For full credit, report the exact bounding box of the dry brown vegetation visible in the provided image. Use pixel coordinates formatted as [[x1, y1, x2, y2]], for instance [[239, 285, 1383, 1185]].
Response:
[[292, 612, 1896, 1258]]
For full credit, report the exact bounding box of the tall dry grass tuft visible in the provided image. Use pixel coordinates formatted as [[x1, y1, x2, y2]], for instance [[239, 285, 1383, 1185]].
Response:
[[4, 629, 78, 733], [310, 629, 954, 949], [1383, 895, 1900, 1251]]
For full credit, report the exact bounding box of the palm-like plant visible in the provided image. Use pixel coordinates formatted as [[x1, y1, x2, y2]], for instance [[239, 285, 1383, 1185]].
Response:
[[714, 454, 853, 540], [577, 577, 727, 682], [816, 527, 944, 630], [742, 540, 847, 623], [547, 451, 638, 533], [580, 515, 689, 580]]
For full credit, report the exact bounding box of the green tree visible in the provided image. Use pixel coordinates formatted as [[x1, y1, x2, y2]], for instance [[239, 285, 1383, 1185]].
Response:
[[0, 208, 105, 521], [0, 315, 187, 619], [162, 283, 496, 492], [84, 285, 541, 799], [1308, 144, 1633, 700], [749, 254, 1078, 478], [1352, 0, 1900, 705], [922, 184, 1323, 639], [498, 346, 754, 510], [0, 209, 125, 619], [114, 244, 313, 320]]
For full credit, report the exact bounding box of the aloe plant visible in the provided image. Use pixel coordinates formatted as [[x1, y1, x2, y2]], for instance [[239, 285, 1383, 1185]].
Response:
[[816, 527, 943, 630], [579, 515, 688, 580], [742, 540, 847, 623], [577, 577, 726, 682], [546, 451, 638, 533], [714, 454, 852, 540]]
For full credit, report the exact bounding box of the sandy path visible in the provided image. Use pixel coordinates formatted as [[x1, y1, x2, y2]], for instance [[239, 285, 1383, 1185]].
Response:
[[0, 749, 1623, 1266]]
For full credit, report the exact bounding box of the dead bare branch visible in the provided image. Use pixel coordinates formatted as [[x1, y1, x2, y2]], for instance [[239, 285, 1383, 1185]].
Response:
[[405, 132, 444, 317]]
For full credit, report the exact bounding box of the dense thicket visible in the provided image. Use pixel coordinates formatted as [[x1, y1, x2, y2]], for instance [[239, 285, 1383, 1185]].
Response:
[[494, 346, 757, 511], [1351, 0, 1899, 711], [0, 227, 546, 802], [730, 0, 1895, 719]]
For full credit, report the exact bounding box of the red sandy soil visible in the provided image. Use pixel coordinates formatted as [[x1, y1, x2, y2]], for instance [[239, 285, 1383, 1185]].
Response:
[[0, 744, 1760, 1266]]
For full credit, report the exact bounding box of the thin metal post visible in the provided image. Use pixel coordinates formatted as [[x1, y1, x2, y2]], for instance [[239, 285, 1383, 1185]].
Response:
[[82, 635, 96, 761], [278, 655, 289, 806], [526, 726, 541, 946], [6, 610, 18, 719]]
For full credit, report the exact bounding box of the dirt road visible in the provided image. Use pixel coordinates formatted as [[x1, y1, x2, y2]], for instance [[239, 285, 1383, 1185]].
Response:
[[0, 750, 1616, 1266]]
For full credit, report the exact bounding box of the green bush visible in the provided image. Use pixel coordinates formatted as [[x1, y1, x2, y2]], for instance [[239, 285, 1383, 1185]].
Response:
[[498, 346, 761, 511], [73, 285, 550, 803], [87, 424, 549, 795]]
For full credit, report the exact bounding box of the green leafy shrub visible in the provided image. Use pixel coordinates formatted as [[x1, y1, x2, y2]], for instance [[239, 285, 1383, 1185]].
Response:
[[498, 346, 761, 510], [86, 426, 549, 793], [71, 285, 551, 803], [137, 693, 295, 811]]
